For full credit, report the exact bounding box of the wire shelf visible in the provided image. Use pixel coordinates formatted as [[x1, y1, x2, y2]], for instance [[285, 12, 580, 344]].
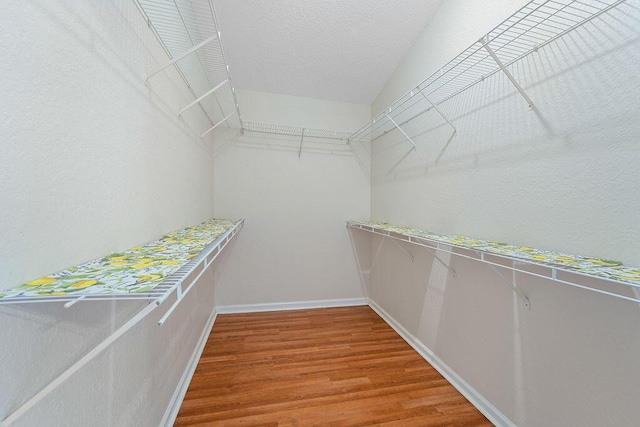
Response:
[[0, 220, 244, 312], [243, 121, 354, 144], [349, 0, 627, 143], [348, 221, 640, 306], [133, 0, 243, 132]]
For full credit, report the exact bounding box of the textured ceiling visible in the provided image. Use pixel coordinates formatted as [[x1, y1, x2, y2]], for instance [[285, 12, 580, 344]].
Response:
[[213, 0, 443, 105]]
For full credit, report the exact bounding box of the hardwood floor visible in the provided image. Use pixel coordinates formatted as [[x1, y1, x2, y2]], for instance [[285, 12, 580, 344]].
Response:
[[175, 306, 491, 426]]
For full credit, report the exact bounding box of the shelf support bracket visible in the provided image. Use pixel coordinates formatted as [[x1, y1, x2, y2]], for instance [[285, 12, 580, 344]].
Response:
[[386, 114, 417, 151], [178, 79, 228, 118], [413, 241, 456, 277], [200, 112, 236, 139], [432, 251, 456, 277], [387, 237, 414, 263], [420, 92, 458, 136], [370, 235, 386, 271], [480, 252, 531, 309], [298, 128, 305, 159], [146, 34, 218, 81], [347, 225, 370, 297], [1, 302, 158, 426], [481, 37, 536, 110]]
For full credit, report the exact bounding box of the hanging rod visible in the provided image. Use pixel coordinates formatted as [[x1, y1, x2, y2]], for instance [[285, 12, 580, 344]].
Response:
[[348, 0, 627, 143]]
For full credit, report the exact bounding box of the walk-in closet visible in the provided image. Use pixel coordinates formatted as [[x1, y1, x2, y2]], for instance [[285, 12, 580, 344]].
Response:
[[1, 0, 639, 425]]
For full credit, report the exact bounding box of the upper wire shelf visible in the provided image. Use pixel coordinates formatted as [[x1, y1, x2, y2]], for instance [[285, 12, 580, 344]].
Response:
[[133, 0, 244, 136], [243, 122, 353, 143], [348, 0, 627, 143]]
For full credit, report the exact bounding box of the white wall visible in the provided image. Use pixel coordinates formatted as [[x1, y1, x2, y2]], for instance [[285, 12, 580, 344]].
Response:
[[0, 1, 225, 425], [213, 90, 370, 306], [367, 0, 640, 425]]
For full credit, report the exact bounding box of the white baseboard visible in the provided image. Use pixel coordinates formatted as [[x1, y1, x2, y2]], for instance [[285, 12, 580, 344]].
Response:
[[216, 297, 369, 314], [367, 299, 515, 427], [160, 307, 219, 427]]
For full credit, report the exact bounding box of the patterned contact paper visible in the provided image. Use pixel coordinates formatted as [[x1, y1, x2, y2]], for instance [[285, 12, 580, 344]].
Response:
[[352, 221, 640, 285], [0, 219, 240, 299]]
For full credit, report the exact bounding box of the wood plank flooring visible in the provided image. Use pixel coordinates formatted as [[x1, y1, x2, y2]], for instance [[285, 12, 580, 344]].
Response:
[[175, 306, 491, 426]]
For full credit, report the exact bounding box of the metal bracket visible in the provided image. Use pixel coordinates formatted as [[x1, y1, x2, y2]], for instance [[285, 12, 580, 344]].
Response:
[[347, 225, 370, 297], [298, 128, 305, 159], [145, 34, 218, 81], [434, 129, 457, 164], [200, 112, 236, 139], [370, 235, 386, 271], [480, 252, 531, 309], [387, 236, 414, 262], [414, 241, 457, 278], [433, 251, 456, 278], [386, 114, 417, 151], [420, 92, 458, 136], [2, 302, 158, 426], [481, 37, 536, 110], [178, 79, 228, 118]]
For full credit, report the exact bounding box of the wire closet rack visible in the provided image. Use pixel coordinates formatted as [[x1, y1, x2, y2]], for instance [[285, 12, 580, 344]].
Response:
[[348, 221, 640, 308], [133, 0, 361, 145], [348, 0, 628, 145], [0, 220, 244, 317], [133, 0, 243, 137], [243, 122, 352, 142]]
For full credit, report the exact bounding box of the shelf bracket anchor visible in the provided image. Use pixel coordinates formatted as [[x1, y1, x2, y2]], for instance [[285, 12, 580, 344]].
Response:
[[298, 128, 305, 159], [200, 112, 236, 139], [387, 236, 414, 263], [481, 37, 536, 110], [145, 34, 218, 81], [420, 92, 458, 136], [386, 114, 417, 151], [178, 79, 229, 118]]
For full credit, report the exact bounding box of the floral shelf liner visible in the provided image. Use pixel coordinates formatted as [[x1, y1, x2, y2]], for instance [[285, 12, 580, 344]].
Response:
[[0, 219, 241, 299], [350, 221, 640, 286]]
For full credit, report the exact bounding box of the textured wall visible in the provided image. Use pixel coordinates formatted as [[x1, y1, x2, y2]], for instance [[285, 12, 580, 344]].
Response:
[[0, 0, 216, 289], [213, 90, 370, 306], [368, 0, 640, 425], [371, 0, 640, 265], [0, 1, 221, 425]]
